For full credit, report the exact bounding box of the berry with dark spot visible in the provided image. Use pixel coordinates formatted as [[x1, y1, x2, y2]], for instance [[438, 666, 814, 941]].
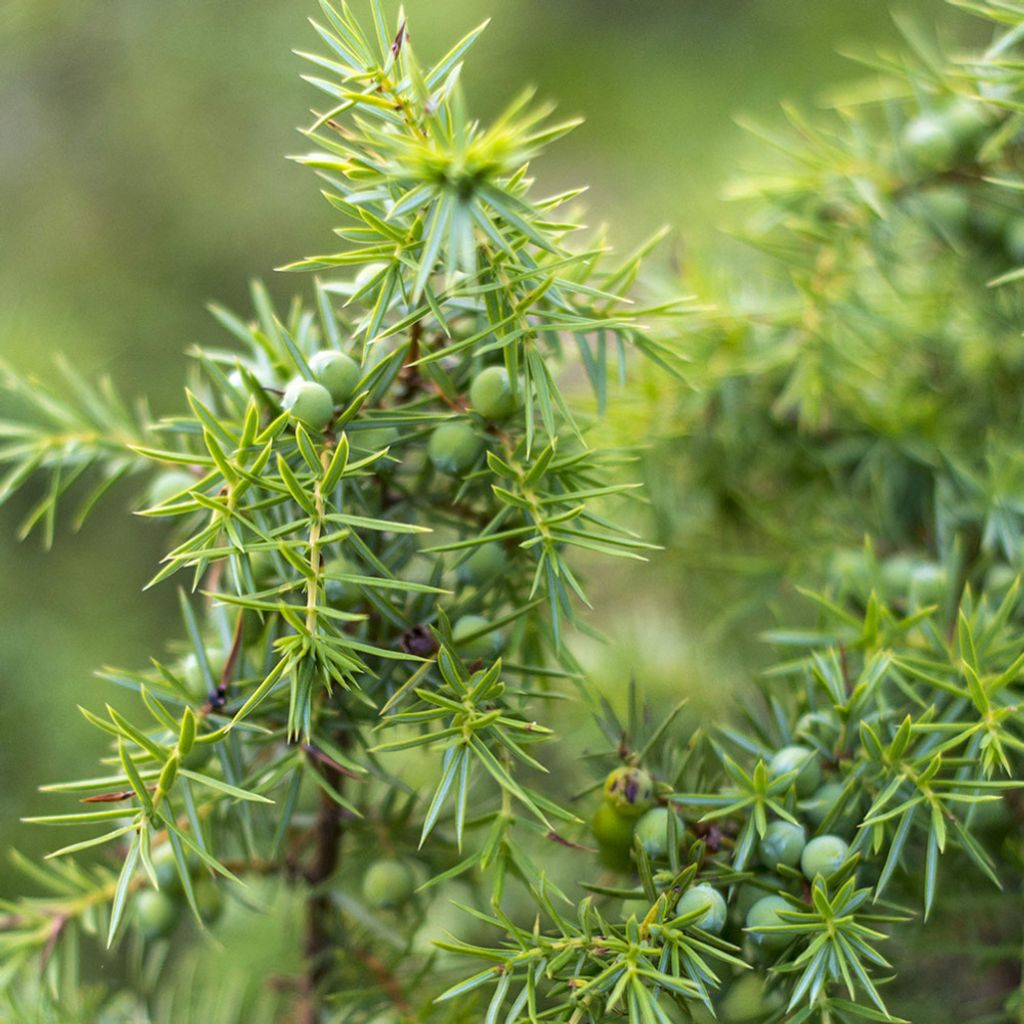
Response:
[[602, 766, 654, 818]]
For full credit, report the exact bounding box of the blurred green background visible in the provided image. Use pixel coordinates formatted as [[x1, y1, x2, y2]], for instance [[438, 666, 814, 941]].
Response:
[[0, 0, 958, 872]]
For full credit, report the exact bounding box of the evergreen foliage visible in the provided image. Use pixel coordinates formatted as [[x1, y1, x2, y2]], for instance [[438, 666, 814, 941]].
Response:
[[1, 1, 1023, 1022]]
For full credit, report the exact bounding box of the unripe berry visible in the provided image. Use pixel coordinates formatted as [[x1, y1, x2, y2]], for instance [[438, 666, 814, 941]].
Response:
[[146, 469, 196, 507], [800, 781, 846, 829], [180, 648, 227, 704], [829, 547, 873, 595], [734, 875, 785, 920], [720, 973, 780, 1022], [676, 883, 726, 934], [800, 834, 849, 880], [152, 842, 200, 893], [602, 766, 654, 818], [282, 379, 334, 430], [451, 614, 503, 662], [687, 1004, 716, 1024], [194, 879, 224, 925], [469, 366, 517, 421], [428, 422, 484, 474], [362, 858, 415, 909], [228, 363, 276, 392], [309, 350, 360, 404], [633, 806, 681, 859], [880, 554, 915, 595], [620, 897, 651, 921], [758, 820, 806, 870], [455, 543, 508, 586], [944, 98, 988, 155], [134, 889, 180, 940], [909, 562, 947, 606], [591, 801, 635, 849], [181, 741, 213, 772], [901, 113, 959, 173], [745, 894, 794, 951], [902, 100, 987, 176], [768, 745, 820, 797], [350, 426, 400, 470], [323, 555, 361, 610]]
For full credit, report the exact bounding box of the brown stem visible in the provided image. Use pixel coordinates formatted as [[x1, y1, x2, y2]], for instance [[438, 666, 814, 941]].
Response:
[[295, 750, 344, 1024], [353, 946, 412, 1015]]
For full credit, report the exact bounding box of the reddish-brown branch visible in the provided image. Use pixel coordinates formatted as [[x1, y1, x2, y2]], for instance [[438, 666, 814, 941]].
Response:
[[294, 750, 344, 1024], [353, 946, 413, 1015]]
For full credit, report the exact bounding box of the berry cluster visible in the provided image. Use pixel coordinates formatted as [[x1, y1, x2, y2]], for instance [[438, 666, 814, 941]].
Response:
[[591, 744, 859, 1018]]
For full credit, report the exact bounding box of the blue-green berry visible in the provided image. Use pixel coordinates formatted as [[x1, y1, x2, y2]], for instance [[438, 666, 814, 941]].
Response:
[[800, 835, 849, 880], [181, 741, 213, 772], [349, 426, 399, 470], [134, 890, 180, 940], [758, 820, 806, 870], [634, 806, 681, 859], [944, 98, 988, 155], [745, 895, 794, 951], [146, 469, 196, 508], [720, 973, 781, 1021], [451, 614, 503, 662], [734, 875, 785, 920], [283, 379, 334, 430], [620, 897, 651, 921], [152, 842, 200, 893], [800, 782, 847, 829], [676, 883, 726, 934], [768, 745, 821, 797], [309, 350, 360, 404], [180, 648, 226, 704], [195, 880, 224, 925], [428, 422, 484, 474], [456, 543, 508, 586]]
